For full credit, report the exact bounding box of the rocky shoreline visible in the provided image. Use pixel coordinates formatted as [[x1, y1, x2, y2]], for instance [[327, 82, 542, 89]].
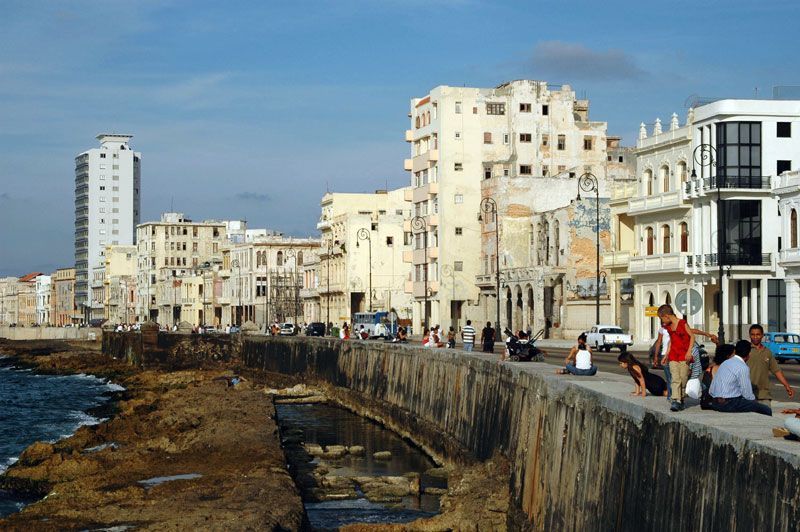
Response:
[[0, 339, 509, 531], [0, 339, 305, 530]]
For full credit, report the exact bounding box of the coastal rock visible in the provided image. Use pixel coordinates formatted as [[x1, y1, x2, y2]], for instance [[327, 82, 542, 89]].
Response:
[[347, 445, 365, 456], [18, 442, 54, 466], [372, 450, 392, 461], [353, 476, 413, 502], [322, 445, 347, 459]]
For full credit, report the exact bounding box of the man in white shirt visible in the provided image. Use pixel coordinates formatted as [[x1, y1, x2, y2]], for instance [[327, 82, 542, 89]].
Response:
[[710, 340, 772, 416]]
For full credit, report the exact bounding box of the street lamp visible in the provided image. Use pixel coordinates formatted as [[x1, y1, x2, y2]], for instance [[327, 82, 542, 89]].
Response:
[[411, 216, 429, 330], [478, 197, 501, 335], [285, 248, 298, 325], [231, 258, 241, 326], [576, 173, 601, 326], [691, 143, 723, 342], [325, 239, 334, 335], [356, 228, 373, 312]]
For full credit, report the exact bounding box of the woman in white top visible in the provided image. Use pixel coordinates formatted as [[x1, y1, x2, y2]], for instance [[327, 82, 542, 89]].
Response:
[[556, 333, 598, 376]]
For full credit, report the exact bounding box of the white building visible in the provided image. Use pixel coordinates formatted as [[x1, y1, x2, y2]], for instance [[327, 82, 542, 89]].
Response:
[[35, 275, 51, 325], [405, 80, 611, 333], [775, 170, 800, 332], [74, 134, 141, 320], [630, 100, 800, 341]]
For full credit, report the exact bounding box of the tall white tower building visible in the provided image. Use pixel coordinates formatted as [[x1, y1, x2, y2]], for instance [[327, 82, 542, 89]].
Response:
[[74, 134, 141, 319]]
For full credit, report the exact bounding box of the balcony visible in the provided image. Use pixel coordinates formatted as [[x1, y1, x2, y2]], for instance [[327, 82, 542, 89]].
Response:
[[627, 190, 686, 214], [299, 288, 318, 299], [316, 216, 331, 230], [404, 188, 413, 201], [602, 250, 631, 269], [412, 280, 439, 298], [475, 273, 495, 289], [629, 253, 689, 274], [412, 151, 437, 173], [412, 182, 439, 203], [405, 279, 413, 293], [404, 159, 413, 172], [610, 180, 637, 202], [684, 175, 772, 197], [405, 130, 413, 142], [402, 250, 413, 263], [692, 253, 772, 268]]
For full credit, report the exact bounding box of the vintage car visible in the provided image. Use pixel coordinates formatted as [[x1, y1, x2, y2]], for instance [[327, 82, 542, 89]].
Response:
[[762, 332, 800, 363]]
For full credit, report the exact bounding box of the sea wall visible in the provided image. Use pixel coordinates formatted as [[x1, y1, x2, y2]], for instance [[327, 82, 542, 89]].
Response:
[[104, 332, 800, 531], [0, 326, 101, 341]]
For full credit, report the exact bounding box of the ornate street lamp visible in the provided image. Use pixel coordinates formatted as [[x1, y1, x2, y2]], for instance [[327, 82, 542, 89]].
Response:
[[576, 173, 601, 326], [356, 228, 373, 312], [411, 216, 429, 330], [284, 248, 298, 325], [478, 197, 501, 336], [691, 143, 724, 342], [325, 239, 334, 335], [231, 258, 241, 326]]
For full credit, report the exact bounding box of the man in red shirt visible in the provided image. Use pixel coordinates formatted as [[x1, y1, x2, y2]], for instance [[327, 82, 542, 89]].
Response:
[[658, 304, 695, 411]]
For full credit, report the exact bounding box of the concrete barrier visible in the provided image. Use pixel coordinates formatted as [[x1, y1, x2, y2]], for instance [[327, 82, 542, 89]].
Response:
[[104, 333, 800, 531], [0, 326, 101, 341]]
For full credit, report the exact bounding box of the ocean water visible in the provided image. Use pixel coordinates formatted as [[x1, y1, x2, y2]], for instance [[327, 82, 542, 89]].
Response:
[[0, 356, 120, 517]]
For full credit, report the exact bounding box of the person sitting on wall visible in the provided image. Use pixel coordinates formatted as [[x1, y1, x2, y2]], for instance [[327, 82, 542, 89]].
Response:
[[556, 333, 598, 376], [392, 326, 408, 343], [709, 340, 771, 416], [447, 326, 456, 348], [359, 325, 369, 340], [422, 328, 431, 347], [618, 352, 667, 397], [431, 325, 445, 348]]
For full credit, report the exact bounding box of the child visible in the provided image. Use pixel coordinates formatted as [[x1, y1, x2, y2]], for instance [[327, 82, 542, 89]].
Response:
[[657, 304, 694, 412], [618, 352, 667, 397]]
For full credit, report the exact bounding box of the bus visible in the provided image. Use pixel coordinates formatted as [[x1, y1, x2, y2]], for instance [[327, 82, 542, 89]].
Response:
[[352, 311, 398, 338]]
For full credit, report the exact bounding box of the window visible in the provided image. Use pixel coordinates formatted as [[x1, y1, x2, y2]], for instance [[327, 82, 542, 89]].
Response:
[[99, 197, 105, 202], [455, 227, 463, 235], [99, 207, 105, 213], [99, 175, 105, 180], [778, 122, 792, 138], [112, 165, 119, 170], [454, 261, 464, 271], [542, 134, 549, 147], [723, 200, 761, 264], [112, 197, 119, 202], [768, 279, 787, 332], [112, 175, 119, 181], [484, 167, 492, 179], [454, 163, 463, 171], [112, 186, 118, 192], [386, 236, 393, 246], [371, 222, 378, 230], [646, 227, 654, 255], [557, 135, 566, 150], [112, 153, 118, 158], [793, 209, 798, 248], [455, 131, 461, 139], [100, 153, 106, 159], [112, 218, 118, 224], [503, 133, 509, 144], [778, 160, 792, 174], [486, 102, 505, 115], [542, 165, 549, 177], [542, 104, 549, 115], [583, 136, 593, 150], [520, 165, 532, 175], [716, 121, 761, 187], [473, 106, 478, 114], [680, 222, 689, 252], [503, 168, 509, 176], [454, 194, 463, 204], [520, 103, 531, 112], [558, 165, 566, 174], [455, 101, 462, 114], [99, 164, 106, 170], [619, 156, 624, 163], [520, 133, 532, 143], [484, 132, 492, 144], [193, 242, 198, 252], [99, 186, 105, 190], [662, 225, 671, 254]]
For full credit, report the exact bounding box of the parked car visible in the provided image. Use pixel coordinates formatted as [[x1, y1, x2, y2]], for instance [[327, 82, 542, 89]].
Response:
[[202, 325, 219, 334], [762, 332, 800, 363], [228, 325, 240, 334], [585, 325, 633, 352], [280, 323, 297, 336], [305, 322, 326, 337]]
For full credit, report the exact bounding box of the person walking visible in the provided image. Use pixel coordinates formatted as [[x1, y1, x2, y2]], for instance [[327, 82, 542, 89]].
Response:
[[709, 340, 772, 416], [461, 320, 476, 352], [658, 304, 694, 412], [747, 324, 794, 408], [481, 321, 495, 354]]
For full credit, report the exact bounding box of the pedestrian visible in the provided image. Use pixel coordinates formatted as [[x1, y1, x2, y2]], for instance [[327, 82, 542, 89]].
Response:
[[461, 320, 476, 352], [481, 321, 495, 354], [556, 333, 597, 376], [709, 340, 772, 416], [657, 304, 694, 412], [618, 352, 667, 397], [747, 324, 794, 408], [447, 326, 456, 348]]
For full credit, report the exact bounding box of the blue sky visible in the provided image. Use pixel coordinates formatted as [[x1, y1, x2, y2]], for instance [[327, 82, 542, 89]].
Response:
[[1, 0, 799, 276]]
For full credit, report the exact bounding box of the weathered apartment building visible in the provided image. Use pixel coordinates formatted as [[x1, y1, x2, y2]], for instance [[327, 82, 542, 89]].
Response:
[[405, 80, 629, 336]]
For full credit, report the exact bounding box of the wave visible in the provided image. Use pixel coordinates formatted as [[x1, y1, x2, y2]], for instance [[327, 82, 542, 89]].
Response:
[[0, 457, 19, 474], [105, 382, 126, 392]]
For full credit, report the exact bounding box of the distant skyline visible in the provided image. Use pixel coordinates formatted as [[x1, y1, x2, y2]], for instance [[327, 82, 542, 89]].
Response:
[[2, 0, 800, 276]]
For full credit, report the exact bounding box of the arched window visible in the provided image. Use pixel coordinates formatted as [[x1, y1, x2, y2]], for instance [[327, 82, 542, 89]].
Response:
[[680, 222, 689, 252], [792, 209, 798, 248], [553, 220, 560, 266], [662, 224, 671, 254], [677, 161, 688, 182], [646, 227, 654, 256], [644, 169, 653, 195], [277, 251, 283, 267], [297, 251, 303, 266], [426, 111, 430, 125], [415, 116, 420, 129], [661, 164, 670, 192], [544, 221, 551, 264]]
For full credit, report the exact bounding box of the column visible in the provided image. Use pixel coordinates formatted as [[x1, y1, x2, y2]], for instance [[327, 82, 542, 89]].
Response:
[[759, 279, 769, 331], [789, 280, 800, 333], [721, 276, 730, 340], [740, 280, 749, 325], [750, 281, 759, 327]]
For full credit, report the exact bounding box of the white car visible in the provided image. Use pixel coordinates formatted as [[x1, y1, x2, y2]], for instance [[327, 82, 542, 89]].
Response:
[[586, 325, 633, 352], [279, 323, 297, 336]]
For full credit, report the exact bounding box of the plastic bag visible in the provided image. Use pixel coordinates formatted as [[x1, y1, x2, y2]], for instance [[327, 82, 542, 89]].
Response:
[[686, 377, 702, 400]]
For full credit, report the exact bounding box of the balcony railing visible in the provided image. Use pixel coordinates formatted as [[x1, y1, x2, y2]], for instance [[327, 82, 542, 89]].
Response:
[[690, 253, 772, 267], [686, 176, 771, 193]]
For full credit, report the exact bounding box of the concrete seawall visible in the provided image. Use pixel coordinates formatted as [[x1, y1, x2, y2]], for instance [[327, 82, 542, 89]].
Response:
[[105, 332, 800, 531], [0, 326, 101, 341]]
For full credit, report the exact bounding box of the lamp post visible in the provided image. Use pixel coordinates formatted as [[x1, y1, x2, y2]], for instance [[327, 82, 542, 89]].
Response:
[[285, 248, 298, 325], [411, 216, 429, 331], [576, 173, 601, 326], [325, 239, 334, 335], [356, 228, 373, 312], [691, 143, 723, 342], [479, 197, 501, 335], [231, 258, 241, 326]]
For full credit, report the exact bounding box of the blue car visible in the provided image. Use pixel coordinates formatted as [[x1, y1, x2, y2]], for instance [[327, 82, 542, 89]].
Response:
[[763, 332, 800, 363]]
